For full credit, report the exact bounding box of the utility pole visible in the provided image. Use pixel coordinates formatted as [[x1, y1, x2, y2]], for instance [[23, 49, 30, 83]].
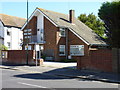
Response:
[[26, 0, 29, 65]]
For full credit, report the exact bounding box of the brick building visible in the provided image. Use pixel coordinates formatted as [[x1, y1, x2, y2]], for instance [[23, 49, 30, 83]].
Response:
[[21, 8, 107, 62]]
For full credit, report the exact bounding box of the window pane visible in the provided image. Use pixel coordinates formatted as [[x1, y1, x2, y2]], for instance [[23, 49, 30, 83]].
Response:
[[70, 45, 84, 56], [7, 31, 10, 36], [59, 28, 65, 37], [59, 45, 65, 55]]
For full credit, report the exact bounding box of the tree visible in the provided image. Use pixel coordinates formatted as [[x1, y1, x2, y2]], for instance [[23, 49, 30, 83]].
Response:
[[0, 44, 8, 50], [78, 13, 105, 38], [98, 1, 120, 73], [98, 1, 120, 48], [0, 44, 8, 58]]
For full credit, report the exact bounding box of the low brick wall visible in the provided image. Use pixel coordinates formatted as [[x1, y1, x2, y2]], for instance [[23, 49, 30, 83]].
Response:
[[77, 49, 113, 72], [2, 50, 36, 65], [112, 48, 120, 73]]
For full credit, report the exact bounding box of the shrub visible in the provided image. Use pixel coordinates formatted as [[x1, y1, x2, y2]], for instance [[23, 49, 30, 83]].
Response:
[[61, 59, 76, 63], [0, 44, 8, 50]]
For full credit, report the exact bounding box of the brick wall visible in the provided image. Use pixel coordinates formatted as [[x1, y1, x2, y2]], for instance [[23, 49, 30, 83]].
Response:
[[22, 16, 37, 48], [56, 29, 89, 61], [68, 30, 89, 60], [44, 17, 59, 60], [77, 49, 113, 72], [112, 48, 120, 73], [2, 50, 35, 65]]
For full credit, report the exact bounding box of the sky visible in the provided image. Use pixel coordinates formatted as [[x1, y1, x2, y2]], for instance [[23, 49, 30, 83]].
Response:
[[0, 0, 113, 19]]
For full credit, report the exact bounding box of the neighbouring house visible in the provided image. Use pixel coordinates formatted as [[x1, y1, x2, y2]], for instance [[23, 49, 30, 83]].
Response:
[[0, 21, 4, 45], [21, 8, 107, 62], [0, 36, 4, 45], [0, 13, 26, 50]]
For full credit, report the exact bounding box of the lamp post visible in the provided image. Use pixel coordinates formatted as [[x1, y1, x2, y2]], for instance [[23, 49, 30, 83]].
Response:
[[26, 0, 29, 65]]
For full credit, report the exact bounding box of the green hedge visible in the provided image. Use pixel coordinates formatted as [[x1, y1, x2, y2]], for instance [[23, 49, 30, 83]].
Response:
[[61, 59, 76, 63]]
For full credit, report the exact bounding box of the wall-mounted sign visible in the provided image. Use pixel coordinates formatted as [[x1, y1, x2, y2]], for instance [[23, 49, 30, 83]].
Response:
[[35, 44, 39, 51]]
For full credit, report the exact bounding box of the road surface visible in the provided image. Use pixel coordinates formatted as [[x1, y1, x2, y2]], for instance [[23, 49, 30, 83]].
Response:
[[1, 68, 119, 89]]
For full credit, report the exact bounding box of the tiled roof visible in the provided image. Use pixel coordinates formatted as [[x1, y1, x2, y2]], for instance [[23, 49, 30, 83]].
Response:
[[0, 13, 26, 28], [38, 8, 107, 45]]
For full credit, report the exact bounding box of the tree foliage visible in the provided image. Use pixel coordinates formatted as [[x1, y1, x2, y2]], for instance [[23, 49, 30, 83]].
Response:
[[98, 1, 120, 48], [0, 44, 7, 58], [0, 44, 8, 50], [78, 13, 105, 38]]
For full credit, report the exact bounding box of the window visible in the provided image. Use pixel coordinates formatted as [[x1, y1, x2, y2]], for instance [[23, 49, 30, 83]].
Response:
[[59, 45, 65, 56], [41, 37, 43, 41], [7, 31, 10, 36], [7, 42, 10, 48], [24, 29, 31, 32], [41, 29, 44, 33], [25, 45, 32, 50], [24, 33, 27, 35], [25, 36, 31, 38], [24, 32, 31, 35], [70, 45, 84, 56], [59, 28, 65, 37]]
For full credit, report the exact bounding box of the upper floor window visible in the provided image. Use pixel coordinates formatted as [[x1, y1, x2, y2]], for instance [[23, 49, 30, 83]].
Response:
[[24, 32, 31, 35], [70, 45, 84, 56], [24, 29, 31, 32], [24, 36, 31, 39], [7, 31, 10, 36], [7, 42, 10, 48], [59, 28, 65, 37]]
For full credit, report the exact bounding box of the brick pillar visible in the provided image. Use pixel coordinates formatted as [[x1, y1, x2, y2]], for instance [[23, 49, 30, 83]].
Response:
[[112, 48, 120, 73]]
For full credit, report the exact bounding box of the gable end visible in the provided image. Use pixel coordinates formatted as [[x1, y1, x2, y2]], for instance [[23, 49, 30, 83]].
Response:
[[21, 8, 58, 30]]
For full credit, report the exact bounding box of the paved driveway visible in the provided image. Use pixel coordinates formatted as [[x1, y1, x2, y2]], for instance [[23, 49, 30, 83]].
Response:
[[42, 61, 77, 68]]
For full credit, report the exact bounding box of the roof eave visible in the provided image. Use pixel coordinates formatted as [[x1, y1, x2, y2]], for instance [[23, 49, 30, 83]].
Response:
[[90, 43, 108, 46], [66, 27, 90, 45], [4, 25, 21, 29]]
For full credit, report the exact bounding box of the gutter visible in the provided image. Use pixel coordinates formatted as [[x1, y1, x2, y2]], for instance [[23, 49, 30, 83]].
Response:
[[90, 44, 108, 47]]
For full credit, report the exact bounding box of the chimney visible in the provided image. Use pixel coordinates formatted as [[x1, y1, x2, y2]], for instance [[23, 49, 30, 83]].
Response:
[[69, 10, 75, 23]]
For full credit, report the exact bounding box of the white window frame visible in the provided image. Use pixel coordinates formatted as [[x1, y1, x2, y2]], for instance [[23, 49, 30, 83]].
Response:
[[70, 45, 84, 56], [7, 42, 10, 49], [24, 36, 31, 38], [24, 32, 31, 35], [59, 45, 65, 56], [59, 28, 65, 37], [24, 29, 31, 32]]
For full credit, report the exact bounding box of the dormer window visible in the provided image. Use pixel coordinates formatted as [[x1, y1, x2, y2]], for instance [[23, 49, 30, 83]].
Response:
[[59, 28, 65, 37]]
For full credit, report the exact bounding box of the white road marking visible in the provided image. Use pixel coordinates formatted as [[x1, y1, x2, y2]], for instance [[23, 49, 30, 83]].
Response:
[[92, 81, 119, 86], [18, 82, 47, 88]]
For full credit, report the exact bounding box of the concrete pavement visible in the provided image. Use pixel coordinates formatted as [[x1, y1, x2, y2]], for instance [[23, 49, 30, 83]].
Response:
[[0, 61, 120, 84], [42, 61, 76, 68]]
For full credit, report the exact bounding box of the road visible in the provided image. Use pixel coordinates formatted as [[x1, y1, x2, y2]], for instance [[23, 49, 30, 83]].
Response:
[[1, 68, 119, 89]]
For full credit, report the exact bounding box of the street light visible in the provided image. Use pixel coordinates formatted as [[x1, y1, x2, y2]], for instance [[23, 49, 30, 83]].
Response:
[[26, 0, 29, 65]]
